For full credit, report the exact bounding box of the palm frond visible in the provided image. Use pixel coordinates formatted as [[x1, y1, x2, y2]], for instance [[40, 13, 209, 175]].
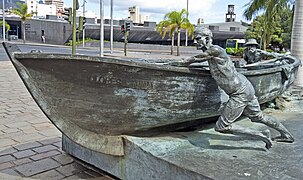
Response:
[[11, 2, 33, 21], [243, 0, 267, 20], [162, 23, 177, 38], [157, 8, 195, 54]]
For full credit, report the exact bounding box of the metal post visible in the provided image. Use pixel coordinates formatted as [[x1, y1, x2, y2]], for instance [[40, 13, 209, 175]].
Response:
[[185, 0, 188, 47], [110, 0, 113, 54], [72, 0, 77, 55], [82, 0, 86, 48], [99, 0, 104, 57], [124, 31, 127, 56], [186, 0, 188, 18], [2, 0, 5, 42]]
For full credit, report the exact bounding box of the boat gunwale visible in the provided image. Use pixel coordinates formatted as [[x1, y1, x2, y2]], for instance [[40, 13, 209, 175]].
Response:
[[13, 52, 301, 77]]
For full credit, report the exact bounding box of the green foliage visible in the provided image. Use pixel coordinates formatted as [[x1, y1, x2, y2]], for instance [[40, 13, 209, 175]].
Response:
[[243, 0, 291, 21], [11, 2, 35, 43], [244, 15, 264, 43], [65, 38, 94, 46], [244, 5, 293, 49], [236, 48, 245, 56], [156, 9, 194, 56], [157, 9, 194, 38], [11, 2, 34, 22], [279, 6, 293, 49], [0, 21, 10, 32], [243, 0, 294, 49]]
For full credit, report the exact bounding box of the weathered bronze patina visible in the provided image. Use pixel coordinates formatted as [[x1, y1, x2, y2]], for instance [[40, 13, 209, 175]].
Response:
[[3, 41, 300, 155], [244, 38, 290, 64], [172, 26, 296, 149]]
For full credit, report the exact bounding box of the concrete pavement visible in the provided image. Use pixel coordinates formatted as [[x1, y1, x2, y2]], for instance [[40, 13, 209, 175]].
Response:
[[0, 55, 115, 179]]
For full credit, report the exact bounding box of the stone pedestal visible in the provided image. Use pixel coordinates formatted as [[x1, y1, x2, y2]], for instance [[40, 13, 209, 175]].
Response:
[[62, 134, 208, 180], [62, 113, 303, 179]]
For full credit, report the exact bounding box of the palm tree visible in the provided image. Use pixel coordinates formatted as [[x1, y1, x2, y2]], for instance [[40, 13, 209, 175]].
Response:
[[0, 21, 11, 32], [244, 0, 287, 50], [157, 9, 194, 56], [244, 0, 303, 87], [157, 20, 175, 55], [291, 0, 303, 86], [11, 2, 34, 43]]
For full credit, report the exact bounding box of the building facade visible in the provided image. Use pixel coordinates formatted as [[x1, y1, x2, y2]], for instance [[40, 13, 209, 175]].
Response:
[[26, 0, 37, 14], [36, 3, 56, 17], [197, 18, 204, 25], [44, 0, 63, 15], [128, 5, 149, 24], [25, 0, 56, 17], [225, 4, 236, 22]]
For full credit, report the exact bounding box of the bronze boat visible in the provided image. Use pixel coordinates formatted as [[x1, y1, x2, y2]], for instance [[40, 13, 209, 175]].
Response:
[[3, 43, 301, 156]]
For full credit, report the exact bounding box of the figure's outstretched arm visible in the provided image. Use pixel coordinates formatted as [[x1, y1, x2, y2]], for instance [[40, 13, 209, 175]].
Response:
[[168, 52, 211, 67], [257, 50, 299, 64], [258, 49, 284, 58]]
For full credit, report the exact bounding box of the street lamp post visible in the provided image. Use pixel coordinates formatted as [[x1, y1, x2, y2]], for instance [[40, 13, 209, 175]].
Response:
[[185, 0, 188, 46], [110, 0, 113, 54], [2, 0, 5, 41], [99, 0, 104, 57], [72, 0, 77, 55], [82, 0, 86, 48]]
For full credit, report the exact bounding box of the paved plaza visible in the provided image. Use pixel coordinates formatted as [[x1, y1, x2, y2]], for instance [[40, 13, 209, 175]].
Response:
[[0, 60, 115, 179]]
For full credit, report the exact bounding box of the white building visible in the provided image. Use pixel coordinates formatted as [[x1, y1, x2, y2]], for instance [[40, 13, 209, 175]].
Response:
[[25, 0, 56, 18], [140, 14, 149, 23], [128, 5, 149, 24], [45, 0, 64, 15], [26, 0, 37, 14], [36, 4, 57, 17], [128, 6, 140, 23], [197, 18, 204, 25]]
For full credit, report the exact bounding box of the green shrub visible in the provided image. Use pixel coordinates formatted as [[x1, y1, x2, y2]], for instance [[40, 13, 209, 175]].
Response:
[[65, 38, 94, 46]]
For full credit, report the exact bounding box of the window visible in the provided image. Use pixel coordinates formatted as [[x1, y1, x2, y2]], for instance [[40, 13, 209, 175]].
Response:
[[209, 25, 219, 31], [226, 40, 236, 48], [230, 27, 239, 32]]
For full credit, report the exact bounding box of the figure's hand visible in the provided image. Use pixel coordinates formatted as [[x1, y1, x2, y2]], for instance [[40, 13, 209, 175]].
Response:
[[214, 56, 229, 65], [284, 52, 291, 56], [167, 56, 199, 67], [168, 60, 192, 67], [194, 52, 209, 58], [168, 51, 213, 67]]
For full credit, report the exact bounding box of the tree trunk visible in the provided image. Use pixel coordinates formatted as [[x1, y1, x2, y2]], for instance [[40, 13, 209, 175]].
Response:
[[263, 40, 267, 51], [291, 0, 303, 87], [171, 33, 174, 55], [177, 30, 181, 56], [185, 29, 188, 47], [22, 21, 25, 44]]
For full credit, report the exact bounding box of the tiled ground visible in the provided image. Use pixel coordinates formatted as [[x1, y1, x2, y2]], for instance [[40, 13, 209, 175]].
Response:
[[0, 61, 115, 179]]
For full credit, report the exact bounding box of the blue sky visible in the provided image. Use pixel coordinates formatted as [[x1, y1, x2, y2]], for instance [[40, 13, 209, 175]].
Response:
[[64, 0, 252, 24]]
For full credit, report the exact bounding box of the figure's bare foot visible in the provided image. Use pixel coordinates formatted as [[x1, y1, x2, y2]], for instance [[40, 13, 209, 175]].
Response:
[[260, 129, 272, 149], [273, 133, 294, 143]]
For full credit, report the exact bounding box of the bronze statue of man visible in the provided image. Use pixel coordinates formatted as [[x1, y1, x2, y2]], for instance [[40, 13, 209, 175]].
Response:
[[173, 26, 294, 149], [244, 38, 285, 64]]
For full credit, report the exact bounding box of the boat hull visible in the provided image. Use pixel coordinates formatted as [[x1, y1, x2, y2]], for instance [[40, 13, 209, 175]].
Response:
[[4, 43, 301, 155]]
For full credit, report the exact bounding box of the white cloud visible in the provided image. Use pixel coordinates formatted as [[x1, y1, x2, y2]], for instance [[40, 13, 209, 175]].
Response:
[[72, 0, 247, 24], [83, 0, 223, 23]]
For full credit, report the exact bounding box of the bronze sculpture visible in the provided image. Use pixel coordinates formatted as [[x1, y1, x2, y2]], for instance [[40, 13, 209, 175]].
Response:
[[171, 26, 294, 149], [244, 38, 286, 64]]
